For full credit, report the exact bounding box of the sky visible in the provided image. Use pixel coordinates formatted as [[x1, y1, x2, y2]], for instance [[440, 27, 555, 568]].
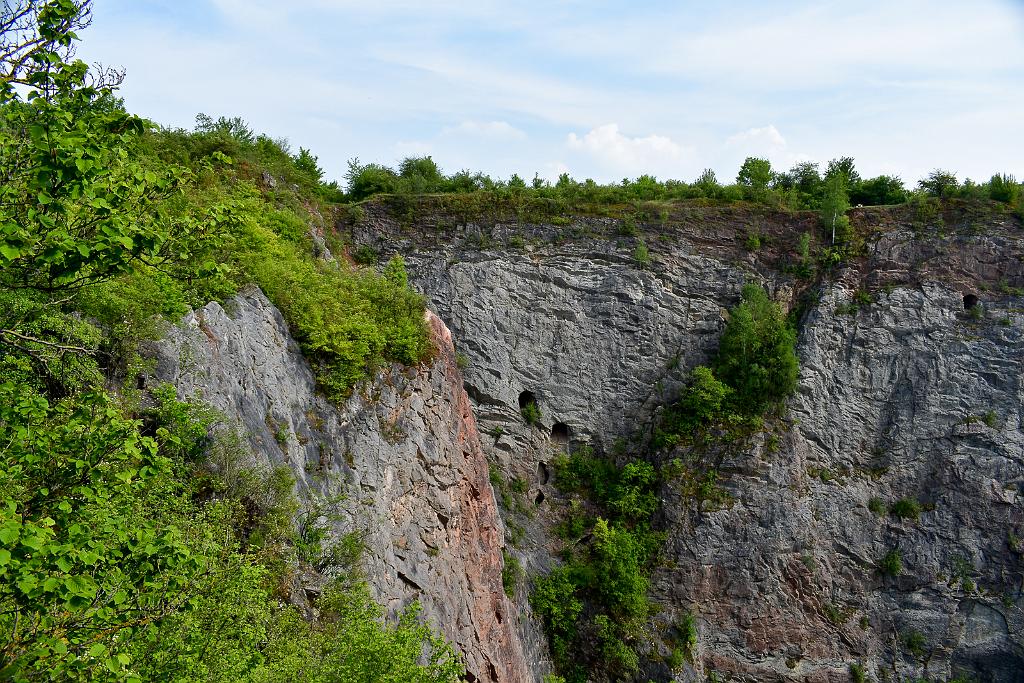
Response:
[[78, 0, 1024, 187]]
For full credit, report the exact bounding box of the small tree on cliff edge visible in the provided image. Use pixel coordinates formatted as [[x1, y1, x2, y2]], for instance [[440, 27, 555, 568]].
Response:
[[819, 172, 850, 246], [736, 157, 774, 201]]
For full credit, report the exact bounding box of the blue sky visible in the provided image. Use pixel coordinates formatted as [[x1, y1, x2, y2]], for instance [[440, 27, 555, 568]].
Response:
[[80, 0, 1024, 187]]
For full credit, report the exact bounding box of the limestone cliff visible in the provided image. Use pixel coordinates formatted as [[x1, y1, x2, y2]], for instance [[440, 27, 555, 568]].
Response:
[[353, 199, 1024, 682], [151, 288, 529, 683]]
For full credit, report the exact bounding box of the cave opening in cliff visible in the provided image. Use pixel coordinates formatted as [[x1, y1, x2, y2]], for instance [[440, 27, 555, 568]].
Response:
[[518, 390, 537, 409], [551, 422, 570, 445], [964, 293, 979, 310]]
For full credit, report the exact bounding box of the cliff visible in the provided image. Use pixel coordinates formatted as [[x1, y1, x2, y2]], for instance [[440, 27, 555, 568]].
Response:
[[351, 197, 1024, 682], [148, 195, 1024, 682], [151, 288, 530, 683]]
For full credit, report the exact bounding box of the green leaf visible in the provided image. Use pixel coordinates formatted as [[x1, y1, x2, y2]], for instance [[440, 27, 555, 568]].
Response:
[[0, 243, 22, 260], [0, 526, 19, 545]]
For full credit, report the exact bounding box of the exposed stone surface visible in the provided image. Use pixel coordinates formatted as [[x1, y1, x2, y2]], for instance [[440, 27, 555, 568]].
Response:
[[353, 200, 1024, 682], [151, 287, 529, 683], [656, 282, 1024, 682]]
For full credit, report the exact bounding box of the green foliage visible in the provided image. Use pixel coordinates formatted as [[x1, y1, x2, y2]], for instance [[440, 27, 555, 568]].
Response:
[[919, 169, 959, 198], [851, 175, 907, 206], [0, 8, 460, 680], [0, 382, 206, 680], [235, 214, 430, 400], [714, 285, 799, 414], [676, 611, 698, 662], [502, 552, 522, 598], [889, 497, 922, 521], [530, 567, 583, 670], [736, 157, 774, 200], [632, 238, 650, 267], [849, 662, 866, 683], [590, 518, 650, 622], [988, 173, 1020, 204], [0, 24, 231, 293], [294, 147, 324, 183], [868, 497, 886, 516], [660, 366, 732, 437], [820, 172, 851, 245], [903, 629, 927, 658], [521, 399, 542, 426], [541, 444, 666, 679], [880, 548, 903, 576]]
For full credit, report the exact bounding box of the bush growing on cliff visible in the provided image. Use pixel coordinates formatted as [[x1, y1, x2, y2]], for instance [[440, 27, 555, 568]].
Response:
[[880, 549, 903, 576], [889, 497, 922, 521], [715, 285, 799, 414]]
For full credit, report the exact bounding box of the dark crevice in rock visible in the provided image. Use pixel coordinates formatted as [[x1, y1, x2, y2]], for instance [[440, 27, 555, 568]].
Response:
[[551, 421, 570, 444], [397, 570, 421, 591]]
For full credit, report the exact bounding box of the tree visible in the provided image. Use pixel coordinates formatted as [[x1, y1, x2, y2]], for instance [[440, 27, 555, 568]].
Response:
[[693, 168, 719, 197], [398, 155, 444, 193], [850, 175, 907, 206], [819, 172, 850, 245], [918, 169, 959, 198], [736, 157, 773, 199], [0, 0, 120, 89], [294, 147, 324, 183], [194, 113, 255, 143], [345, 158, 398, 200], [0, 1, 228, 293], [988, 173, 1019, 205], [824, 156, 860, 186]]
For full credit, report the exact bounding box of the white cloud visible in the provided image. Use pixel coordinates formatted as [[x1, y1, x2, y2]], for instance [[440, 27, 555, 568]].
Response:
[[566, 124, 694, 180], [441, 120, 527, 140], [725, 125, 786, 153]]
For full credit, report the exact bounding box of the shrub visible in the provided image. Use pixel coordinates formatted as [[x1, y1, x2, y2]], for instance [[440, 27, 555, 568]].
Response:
[[889, 498, 922, 521], [850, 175, 907, 206], [988, 173, 1020, 204], [502, 552, 522, 598], [238, 221, 430, 401], [868, 497, 886, 515], [903, 629, 927, 657], [880, 549, 903, 576], [632, 239, 650, 267], [521, 400, 542, 426], [530, 568, 583, 667], [677, 611, 697, 661], [714, 285, 799, 414], [668, 366, 733, 435]]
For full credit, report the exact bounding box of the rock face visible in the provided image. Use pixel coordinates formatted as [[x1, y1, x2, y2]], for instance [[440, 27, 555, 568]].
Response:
[[353, 200, 1024, 682], [657, 281, 1024, 682], [151, 288, 529, 683]]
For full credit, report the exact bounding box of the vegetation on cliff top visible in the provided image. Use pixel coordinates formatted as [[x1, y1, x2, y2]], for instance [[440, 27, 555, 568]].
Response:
[[0, 2, 452, 680], [342, 150, 1024, 221]]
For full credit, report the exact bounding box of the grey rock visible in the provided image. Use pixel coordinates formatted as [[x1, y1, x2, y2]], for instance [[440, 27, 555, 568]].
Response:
[[359, 204, 1024, 682], [152, 287, 529, 683]]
